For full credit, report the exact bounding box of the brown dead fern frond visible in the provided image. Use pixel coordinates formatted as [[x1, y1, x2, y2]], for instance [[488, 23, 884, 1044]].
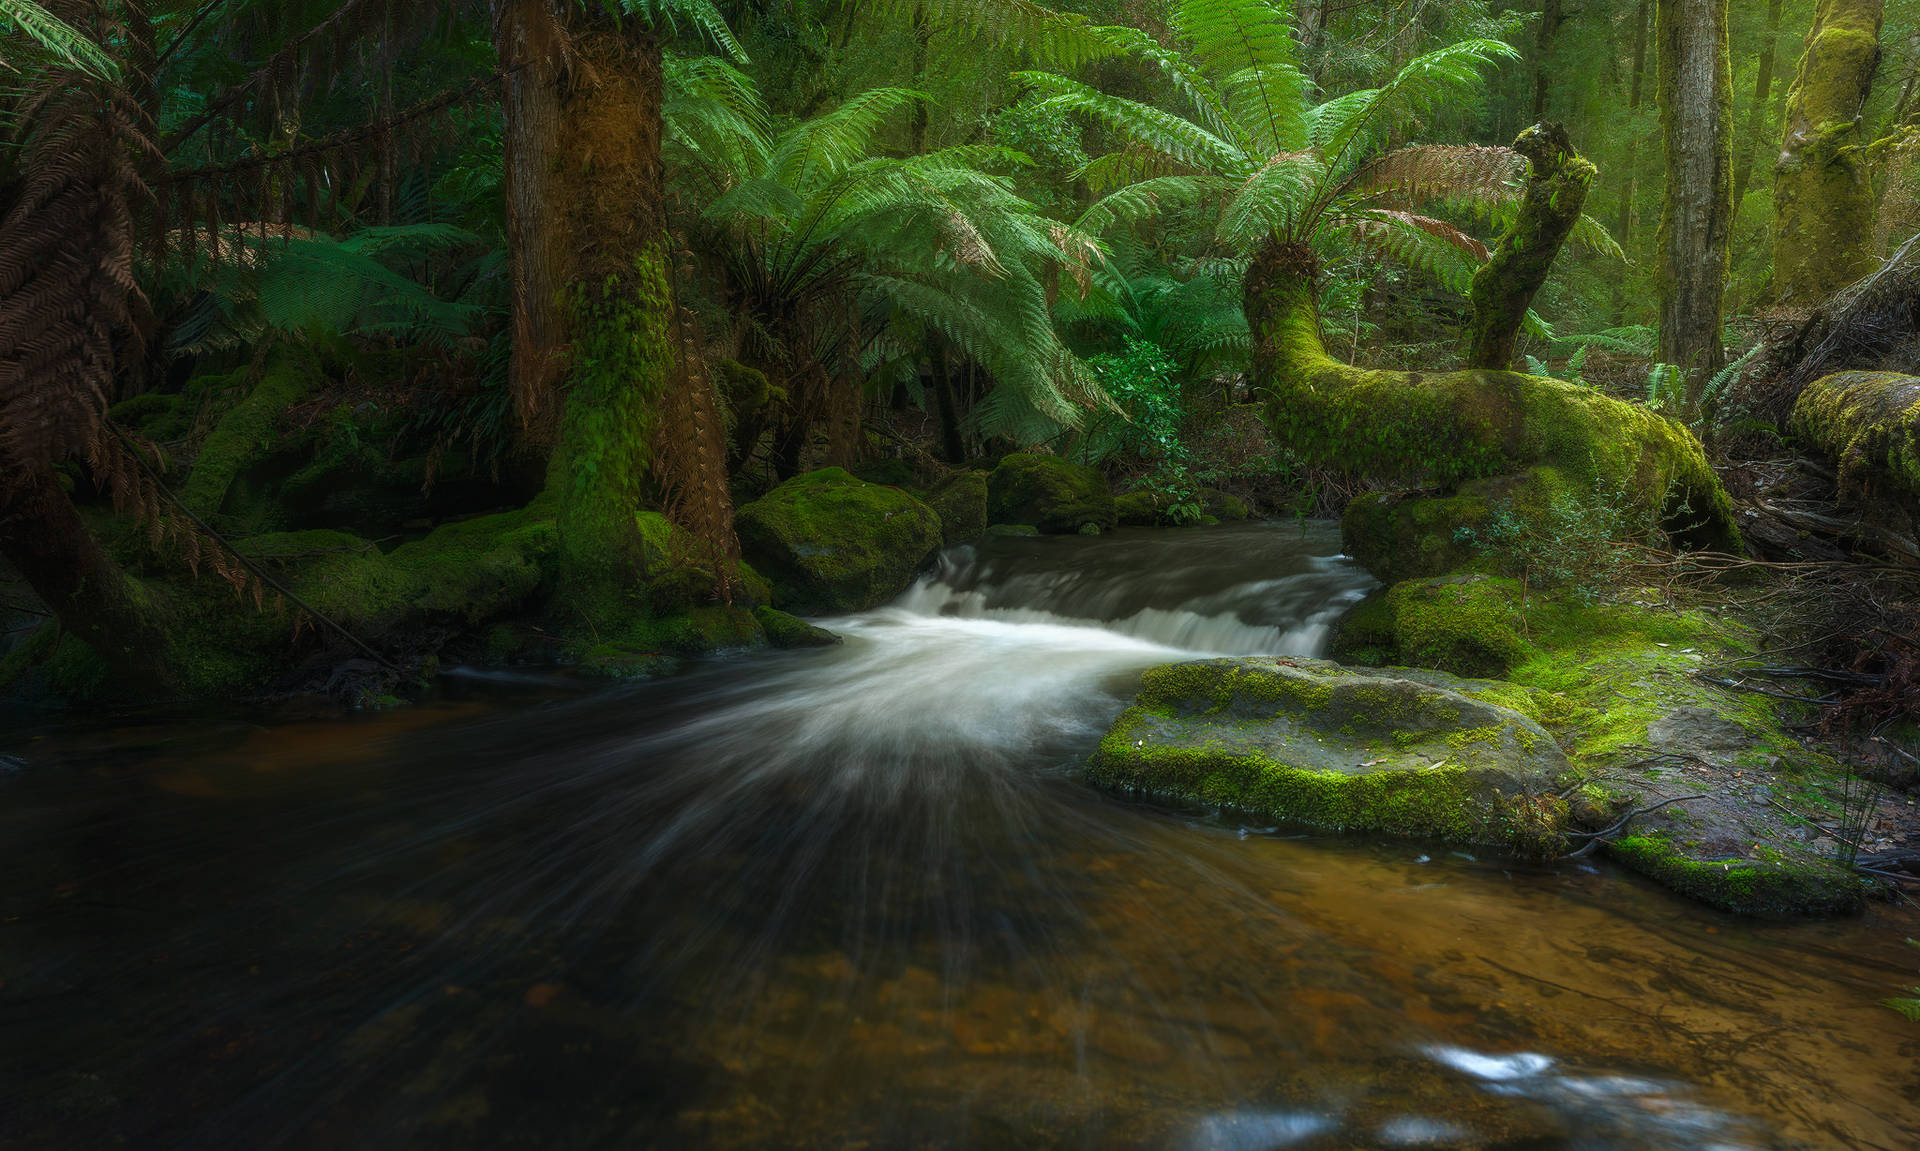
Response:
[[1351, 144, 1521, 210], [1347, 210, 1490, 263]]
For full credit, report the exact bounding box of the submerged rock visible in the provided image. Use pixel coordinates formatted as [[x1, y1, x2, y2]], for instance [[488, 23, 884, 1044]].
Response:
[[1088, 657, 1571, 855], [736, 468, 942, 615], [986, 453, 1116, 535]]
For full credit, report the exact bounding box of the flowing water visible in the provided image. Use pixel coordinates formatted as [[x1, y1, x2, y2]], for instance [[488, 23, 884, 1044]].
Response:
[[2, 523, 1917, 1150]]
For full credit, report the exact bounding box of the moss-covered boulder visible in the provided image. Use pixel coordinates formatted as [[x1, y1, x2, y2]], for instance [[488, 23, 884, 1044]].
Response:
[[736, 468, 942, 614], [986, 454, 1116, 535], [1790, 372, 1920, 504], [754, 606, 841, 648], [1115, 491, 1159, 526], [927, 470, 988, 544], [1334, 576, 1535, 678], [1088, 657, 1572, 856]]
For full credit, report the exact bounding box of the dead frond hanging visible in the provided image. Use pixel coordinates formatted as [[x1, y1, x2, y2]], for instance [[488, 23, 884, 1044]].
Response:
[[1351, 144, 1522, 209]]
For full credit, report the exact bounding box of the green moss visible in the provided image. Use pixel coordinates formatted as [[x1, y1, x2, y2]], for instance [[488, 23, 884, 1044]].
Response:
[[754, 606, 842, 648], [1608, 834, 1873, 918], [548, 246, 676, 625], [736, 468, 943, 614], [1790, 372, 1920, 501], [1115, 491, 1160, 526], [1466, 124, 1597, 371], [927, 470, 989, 544], [985, 454, 1116, 534], [0, 622, 59, 692], [1772, 2, 1883, 303], [109, 392, 189, 443], [180, 354, 319, 519]]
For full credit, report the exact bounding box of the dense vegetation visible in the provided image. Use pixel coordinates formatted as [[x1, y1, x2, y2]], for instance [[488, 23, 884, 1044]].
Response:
[[2, 0, 1919, 736]]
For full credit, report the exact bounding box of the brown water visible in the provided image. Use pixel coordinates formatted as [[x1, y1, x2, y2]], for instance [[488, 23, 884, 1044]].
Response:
[[2, 524, 1916, 1150]]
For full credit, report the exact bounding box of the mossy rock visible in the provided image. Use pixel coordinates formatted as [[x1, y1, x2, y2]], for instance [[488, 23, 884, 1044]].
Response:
[[927, 470, 988, 544], [736, 468, 942, 614], [985, 524, 1041, 537], [1087, 657, 1572, 856], [986, 453, 1116, 535], [1606, 834, 1873, 919], [110, 392, 190, 443], [1341, 489, 1488, 584], [754, 606, 842, 648], [1334, 576, 1536, 679], [1201, 488, 1250, 521], [1115, 491, 1160, 526]]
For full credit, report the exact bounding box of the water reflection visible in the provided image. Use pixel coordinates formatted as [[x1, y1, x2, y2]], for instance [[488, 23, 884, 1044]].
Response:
[[0, 524, 1915, 1149]]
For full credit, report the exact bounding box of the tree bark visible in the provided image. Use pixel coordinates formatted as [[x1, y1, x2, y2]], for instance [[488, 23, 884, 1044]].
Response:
[[495, 0, 570, 443], [1612, 0, 1653, 325], [1772, 0, 1885, 307], [0, 465, 176, 693], [1532, 0, 1564, 120], [1655, 0, 1734, 409], [1730, 0, 1785, 223], [503, 9, 680, 622], [1466, 124, 1596, 370]]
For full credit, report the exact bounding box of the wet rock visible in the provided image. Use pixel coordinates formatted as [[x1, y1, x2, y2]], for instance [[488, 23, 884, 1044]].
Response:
[[1087, 657, 1572, 855], [984, 524, 1041, 538], [926, 470, 988, 545], [754, 607, 842, 649], [1645, 706, 1754, 758], [736, 468, 943, 614], [985, 453, 1116, 535]]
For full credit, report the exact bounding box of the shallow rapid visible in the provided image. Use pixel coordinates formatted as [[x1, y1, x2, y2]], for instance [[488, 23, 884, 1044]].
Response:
[[2, 523, 1916, 1149]]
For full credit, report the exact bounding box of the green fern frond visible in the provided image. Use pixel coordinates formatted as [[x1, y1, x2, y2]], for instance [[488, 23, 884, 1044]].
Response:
[[1074, 175, 1214, 236], [1217, 151, 1320, 251], [769, 86, 925, 187], [619, 0, 746, 62], [1020, 71, 1249, 178], [0, 0, 115, 78], [1172, 0, 1307, 154]]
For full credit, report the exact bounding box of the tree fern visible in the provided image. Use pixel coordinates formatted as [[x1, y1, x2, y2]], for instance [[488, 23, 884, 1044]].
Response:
[[0, 0, 115, 79]]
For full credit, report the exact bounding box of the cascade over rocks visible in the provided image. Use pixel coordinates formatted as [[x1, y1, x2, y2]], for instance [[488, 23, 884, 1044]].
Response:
[[1088, 657, 1572, 857], [736, 468, 943, 614]]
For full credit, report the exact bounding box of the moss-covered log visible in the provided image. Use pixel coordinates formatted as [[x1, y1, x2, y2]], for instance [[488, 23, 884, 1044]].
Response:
[[1773, 0, 1885, 306], [1248, 243, 1740, 582], [1465, 123, 1596, 370], [1790, 371, 1920, 501], [179, 352, 317, 520]]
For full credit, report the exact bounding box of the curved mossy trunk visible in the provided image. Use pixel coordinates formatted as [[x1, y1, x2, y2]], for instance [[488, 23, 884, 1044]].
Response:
[[1247, 237, 1739, 581], [0, 463, 177, 694], [1773, 0, 1885, 307], [1465, 124, 1596, 371], [512, 17, 678, 624], [179, 351, 317, 520], [1654, 0, 1733, 410]]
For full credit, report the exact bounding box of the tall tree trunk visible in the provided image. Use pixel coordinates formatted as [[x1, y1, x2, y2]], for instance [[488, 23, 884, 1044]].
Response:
[[1730, 0, 1785, 222], [928, 336, 966, 463], [1655, 0, 1734, 410], [1772, 0, 1885, 307], [1532, 0, 1564, 119], [501, 7, 678, 623], [1467, 124, 1596, 370], [1612, 0, 1653, 325], [496, 0, 569, 445]]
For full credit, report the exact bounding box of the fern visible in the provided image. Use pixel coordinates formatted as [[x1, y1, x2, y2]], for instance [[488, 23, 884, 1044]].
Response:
[[0, 0, 115, 79]]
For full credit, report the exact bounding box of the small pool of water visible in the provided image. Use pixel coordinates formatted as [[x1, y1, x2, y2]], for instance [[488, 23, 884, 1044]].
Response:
[[2, 524, 1915, 1149]]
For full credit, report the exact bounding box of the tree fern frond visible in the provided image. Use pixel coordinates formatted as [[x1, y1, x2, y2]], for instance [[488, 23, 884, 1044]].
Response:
[[870, 0, 1132, 71], [1216, 150, 1319, 251], [1316, 39, 1518, 168], [769, 86, 924, 187], [1333, 211, 1485, 294], [620, 0, 747, 62], [1350, 144, 1520, 208], [0, 0, 115, 78], [1172, 0, 1307, 154], [1020, 71, 1249, 178], [1073, 175, 1213, 236]]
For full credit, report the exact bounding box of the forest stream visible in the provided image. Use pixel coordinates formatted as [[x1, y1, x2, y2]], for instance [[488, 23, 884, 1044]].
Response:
[[4, 524, 1918, 1150]]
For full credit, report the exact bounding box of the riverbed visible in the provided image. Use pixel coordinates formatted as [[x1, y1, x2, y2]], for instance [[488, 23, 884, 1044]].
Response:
[[3, 524, 1916, 1148]]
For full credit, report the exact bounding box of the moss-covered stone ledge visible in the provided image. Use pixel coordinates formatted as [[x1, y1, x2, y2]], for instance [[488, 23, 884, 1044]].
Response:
[[1607, 834, 1875, 919], [1086, 657, 1572, 856]]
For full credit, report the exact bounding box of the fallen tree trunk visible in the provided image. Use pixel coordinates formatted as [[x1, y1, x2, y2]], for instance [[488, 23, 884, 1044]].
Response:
[[1248, 242, 1741, 583]]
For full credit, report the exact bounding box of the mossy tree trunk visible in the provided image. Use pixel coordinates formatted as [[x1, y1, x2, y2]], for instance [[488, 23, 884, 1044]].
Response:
[[1465, 123, 1595, 370], [0, 464, 176, 693], [1772, 0, 1885, 308], [1730, 0, 1786, 224], [506, 11, 679, 624], [1611, 0, 1652, 326], [1655, 0, 1734, 413]]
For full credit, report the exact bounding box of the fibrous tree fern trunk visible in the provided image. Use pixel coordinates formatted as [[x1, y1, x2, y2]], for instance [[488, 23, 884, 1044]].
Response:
[[1465, 123, 1595, 370], [1773, 0, 1885, 307], [1655, 0, 1733, 409], [501, 6, 681, 622]]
